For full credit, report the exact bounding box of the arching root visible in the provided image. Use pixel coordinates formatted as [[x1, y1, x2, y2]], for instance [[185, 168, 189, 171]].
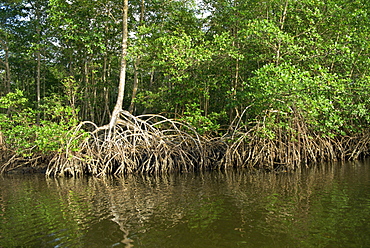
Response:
[[47, 111, 223, 177]]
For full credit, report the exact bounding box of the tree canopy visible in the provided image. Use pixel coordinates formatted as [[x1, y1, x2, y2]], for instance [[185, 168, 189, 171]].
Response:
[[1, 0, 370, 174]]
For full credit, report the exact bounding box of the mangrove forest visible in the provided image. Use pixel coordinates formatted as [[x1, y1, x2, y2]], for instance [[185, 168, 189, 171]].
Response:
[[1, 0, 370, 176]]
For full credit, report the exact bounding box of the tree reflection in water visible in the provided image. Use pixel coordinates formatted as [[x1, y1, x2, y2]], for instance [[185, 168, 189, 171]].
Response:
[[0, 160, 369, 247]]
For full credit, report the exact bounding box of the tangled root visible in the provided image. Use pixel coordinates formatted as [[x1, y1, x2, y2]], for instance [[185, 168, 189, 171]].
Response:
[[47, 111, 223, 177]]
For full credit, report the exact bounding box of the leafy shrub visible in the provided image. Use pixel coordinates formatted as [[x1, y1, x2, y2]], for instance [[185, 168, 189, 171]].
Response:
[[241, 63, 370, 137], [179, 103, 225, 135], [0, 90, 81, 156]]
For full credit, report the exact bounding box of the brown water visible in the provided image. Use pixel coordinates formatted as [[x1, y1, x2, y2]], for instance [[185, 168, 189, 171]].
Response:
[[0, 160, 369, 248]]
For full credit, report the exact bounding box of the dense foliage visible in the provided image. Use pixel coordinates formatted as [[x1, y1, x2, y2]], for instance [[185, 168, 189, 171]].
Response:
[[1, 0, 370, 172]]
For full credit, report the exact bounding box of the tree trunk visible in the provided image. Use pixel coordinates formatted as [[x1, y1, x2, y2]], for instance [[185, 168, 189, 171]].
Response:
[[276, 0, 289, 65], [36, 40, 41, 125], [33, 0, 42, 125], [128, 0, 145, 114], [109, 0, 128, 130], [5, 46, 11, 94], [128, 61, 139, 113], [0, 37, 11, 95]]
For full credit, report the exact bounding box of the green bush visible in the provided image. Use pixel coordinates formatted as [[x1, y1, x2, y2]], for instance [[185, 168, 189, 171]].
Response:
[[241, 63, 370, 137], [179, 103, 225, 135], [0, 90, 81, 156]]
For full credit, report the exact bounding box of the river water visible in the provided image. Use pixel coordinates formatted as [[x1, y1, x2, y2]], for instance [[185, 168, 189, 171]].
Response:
[[0, 160, 369, 248]]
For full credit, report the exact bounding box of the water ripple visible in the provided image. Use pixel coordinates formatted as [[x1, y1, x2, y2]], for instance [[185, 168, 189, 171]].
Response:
[[0, 162, 370, 247]]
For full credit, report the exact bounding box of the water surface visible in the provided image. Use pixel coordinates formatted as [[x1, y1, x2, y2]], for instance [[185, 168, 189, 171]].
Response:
[[0, 160, 369, 247]]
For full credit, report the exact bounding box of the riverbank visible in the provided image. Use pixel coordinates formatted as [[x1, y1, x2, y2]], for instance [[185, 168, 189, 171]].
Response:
[[1, 111, 369, 177]]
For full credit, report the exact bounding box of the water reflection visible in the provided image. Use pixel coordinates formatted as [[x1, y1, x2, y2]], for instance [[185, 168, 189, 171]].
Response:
[[0, 160, 369, 247]]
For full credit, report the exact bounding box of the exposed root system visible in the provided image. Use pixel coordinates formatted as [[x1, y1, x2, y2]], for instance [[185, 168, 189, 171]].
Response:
[[2, 110, 370, 176], [220, 110, 370, 171], [46, 111, 222, 177]]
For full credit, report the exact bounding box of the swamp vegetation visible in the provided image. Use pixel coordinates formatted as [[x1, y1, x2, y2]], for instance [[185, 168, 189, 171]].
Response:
[[1, 0, 370, 176]]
